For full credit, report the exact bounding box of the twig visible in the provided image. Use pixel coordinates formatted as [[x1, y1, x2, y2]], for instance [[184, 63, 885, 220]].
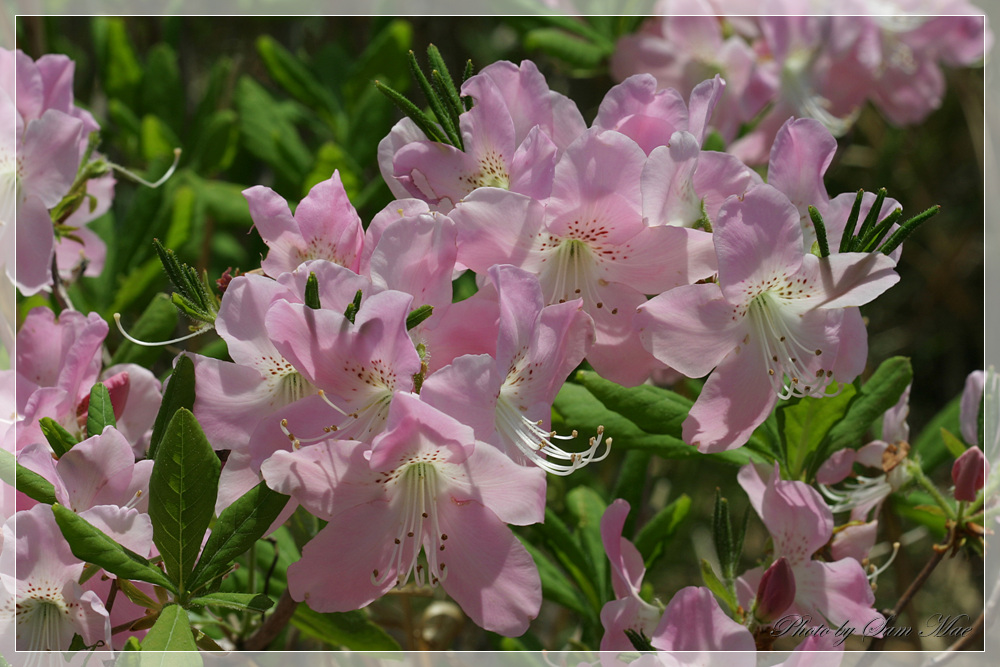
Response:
[[242, 588, 299, 651], [867, 546, 947, 651]]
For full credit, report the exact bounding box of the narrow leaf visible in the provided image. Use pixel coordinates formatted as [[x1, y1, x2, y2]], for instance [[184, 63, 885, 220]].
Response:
[[40, 418, 78, 457], [188, 481, 290, 594], [700, 559, 737, 613], [854, 187, 886, 249], [566, 486, 608, 603], [149, 409, 220, 594], [611, 450, 651, 539], [344, 289, 363, 324], [808, 206, 830, 257], [879, 205, 940, 255], [149, 354, 196, 460], [374, 79, 447, 143], [407, 50, 460, 147], [633, 495, 691, 569], [518, 537, 592, 619], [86, 383, 116, 438], [290, 606, 402, 650], [534, 508, 600, 613], [15, 460, 57, 505], [189, 592, 274, 613], [304, 272, 321, 309], [839, 189, 865, 253], [940, 427, 968, 458], [52, 504, 176, 591], [405, 304, 433, 330]]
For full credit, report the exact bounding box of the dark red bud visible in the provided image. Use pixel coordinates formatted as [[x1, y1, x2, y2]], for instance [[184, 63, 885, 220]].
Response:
[[755, 557, 796, 624], [952, 447, 988, 502]]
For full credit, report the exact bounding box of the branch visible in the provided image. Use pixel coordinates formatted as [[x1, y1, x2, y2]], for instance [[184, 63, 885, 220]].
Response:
[[242, 588, 299, 650]]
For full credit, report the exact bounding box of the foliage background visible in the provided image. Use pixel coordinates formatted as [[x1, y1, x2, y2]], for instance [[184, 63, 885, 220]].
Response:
[[13, 15, 986, 651]]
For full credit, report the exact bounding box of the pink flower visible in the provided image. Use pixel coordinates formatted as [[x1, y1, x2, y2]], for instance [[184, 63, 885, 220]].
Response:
[[1, 506, 111, 652], [952, 447, 987, 502], [736, 463, 885, 633], [598, 499, 661, 651], [261, 392, 545, 636], [244, 171, 364, 277], [453, 129, 716, 386], [650, 586, 756, 659], [636, 184, 899, 451], [378, 60, 585, 211], [421, 264, 602, 474]]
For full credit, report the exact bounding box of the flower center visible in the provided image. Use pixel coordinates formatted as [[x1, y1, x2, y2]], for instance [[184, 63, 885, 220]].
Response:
[[747, 291, 834, 400], [15, 595, 72, 652], [372, 462, 449, 588], [472, 150, 509, 191], [543, 238, 603, 306]]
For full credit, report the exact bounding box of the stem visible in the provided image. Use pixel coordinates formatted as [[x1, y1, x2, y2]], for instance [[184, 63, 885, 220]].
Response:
[[868, 546, 947, 651], [946, 610, 983, 651], [242, 588, 299, 651], [911, 465, 957, 520]]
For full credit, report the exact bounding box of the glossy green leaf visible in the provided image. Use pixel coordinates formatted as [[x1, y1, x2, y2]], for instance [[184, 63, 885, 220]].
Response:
[[940, 427, 968, 459], [523, 28, 611, 70], [257, 35, 341, 114], [519, 537, 591, 618], [576, 370, 690, 437], [533, 508, 600, 613], [611, 450, 650, 539], [809, 357, 913, 478], [13, 458, 56, 505], [189, 592, 274, 613], [140, 114, 181, 162], [148, 354, 196, 461], [141, 44, 184, 134], [699, 558, 737, 613], [39, 417, 78, 458], [633, 494, 691, 570], [149, 409, 220, 595], [290, 606, 401, 651], [566, 486, 608, 603], [140, 605, 200, 656], [95, 18, 142, 104], [86, 382, 116, 438], [188, 481, 289, 594], [52, 504, 175, 591], [234, 76, 311, 184], [914, 396, 962, 473], [780, 387, 856, 480]]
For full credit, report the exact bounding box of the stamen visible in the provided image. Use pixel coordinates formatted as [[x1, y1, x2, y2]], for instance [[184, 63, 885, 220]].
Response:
[[495, 396, 610, 475], [114, 313, 210, 347], [109, 148, 182, 189], [866, 541, 901, 586]]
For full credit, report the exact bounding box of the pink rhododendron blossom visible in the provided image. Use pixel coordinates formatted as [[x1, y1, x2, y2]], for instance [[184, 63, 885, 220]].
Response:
[[650, 586, 755, 659], [422, 264, 603, 474], [1, 506, 111, 652], [598, 499, 661, 651], [952, 446, 987, 502], [453, 129, 716, 386], [244, 170, 365, 277], [261, 392, 545, 636], [378, 60, 585, 211], [636, 184, 899, 451], [736, 463, 885, 633]]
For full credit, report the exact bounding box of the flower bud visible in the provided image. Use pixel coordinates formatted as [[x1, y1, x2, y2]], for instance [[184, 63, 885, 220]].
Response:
[[754, 557, 796, 624], [952, 447, 989, 502]]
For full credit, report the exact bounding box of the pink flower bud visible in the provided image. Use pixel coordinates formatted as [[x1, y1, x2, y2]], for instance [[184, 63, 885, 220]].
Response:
[[755, 557, 796, 624], [952, 447, 988, 502]]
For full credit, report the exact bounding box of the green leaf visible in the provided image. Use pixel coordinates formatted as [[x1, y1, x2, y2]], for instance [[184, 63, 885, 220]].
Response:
[[809, 357, 913, 478], [193, 178, 253, 227], [257, 35, 341, 114], [86, 382, 116, 438], [780, 387, 857, 480], [148, 354, 196, 460], [140, 605, 200, 655], [96, 18, 142, 104], [633, 494, 691, 570], [188, 481, 289, 594], [13, 458, 56, 505], [405, 304, 433, 330], [533, 508, 600, 613], [610, 450, 651, 539], [189, 592, 274, 613], [149, 409, 220, 595], [141, 44, 184, 135], [913, 396, 962, 473], [140, 115, 181, 162], [566, 486, 608, 603], [0, 448, 14, 489], [518, 537, 591, 618], [343, 19, 413, 102], [110, 294, 180, 368], [699, 558, 737, 613], [234, 76, 312, 184], [52, 505, 176, 591], [576, 370, 690, 438], [940, 427, 968, 458], [302, 143, 362, 200], [191, 109, 240, 174], [39, 417, 79, 458], [304, 272, 321, 310], [523, 28, 612, 70], [123, 636, 142, 651], [290, 606, 401, 651], [553, 382, 752, 466]]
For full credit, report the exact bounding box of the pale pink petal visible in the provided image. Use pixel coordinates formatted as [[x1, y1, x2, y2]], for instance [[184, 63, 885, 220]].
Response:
[[508, 125, 558, 201], [763, 477, 834, 566], [362, 199, 432, 272], [593, 75, 688, 154], [55, 225, 107, 281], [684, 342, 776, 452], [284, 171, 364, 273], [79, 505, 153, 557], [101, 363, 161, 456], [515, 299, 594, 410], [601, 499, 645, 598], [830, 521, 878, 563], [418, 291, 500, 374], [13, 196, 55, 295], [641, 133, 703, 227], [452, 189, 546, 272], [19, 109, 83, 206], [443, 437, 546, 527], [215, 273, 294, 368], [855, 440, 888, 469], [421, 355, 502, 441], [830, 307, 869, 385], [367, 393, 472, 472], [378, 118, 431, 201], [960, 371, 985, 447], [767, 118, 835, 223], [435, 498, 541, 636], [795, 253, 900, 310], [816, 449, 857, 485], [286, 501, 398, 611], [692, 150, 763, 223], [636, 283, 748, 380], [369, 214, 457, 313], [600, 595, 663, 652], [55, 427, 135, 509], [651, 586, 756, 654], [687, 74, 725, 144], [191, 356, 279, 452], [604, 224, 717, 293], [793, 559, 883, 632]]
